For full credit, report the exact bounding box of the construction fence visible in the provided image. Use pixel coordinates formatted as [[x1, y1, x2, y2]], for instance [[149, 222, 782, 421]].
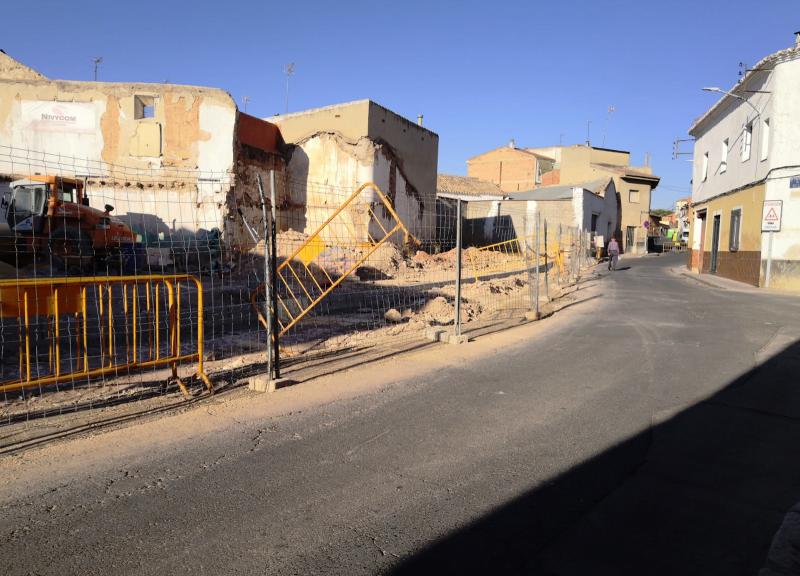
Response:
[[0, 147, 596, 434]]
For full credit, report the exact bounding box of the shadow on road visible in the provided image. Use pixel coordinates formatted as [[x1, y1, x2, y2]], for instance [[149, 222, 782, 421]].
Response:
[[390, 339, 800, 575]]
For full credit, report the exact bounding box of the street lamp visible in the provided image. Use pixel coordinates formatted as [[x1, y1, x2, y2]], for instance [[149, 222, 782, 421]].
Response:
[[702, 87, 760, 117]]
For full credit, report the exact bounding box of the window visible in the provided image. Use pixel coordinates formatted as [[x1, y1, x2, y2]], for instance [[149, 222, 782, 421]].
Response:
[[134, 95, 155, 119], [629, 189, 640, 203], [760, 118, 770, 161], [701, 152, 709, 181], [720, 138, 728, 173], [591, 213, 599, 232], [535, 163, 542, 184], [742, 123, 752, 161], [729, 208, 741, 252]]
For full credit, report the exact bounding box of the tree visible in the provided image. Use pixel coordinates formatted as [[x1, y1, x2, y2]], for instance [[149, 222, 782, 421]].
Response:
[[651, 209, 673, 217]]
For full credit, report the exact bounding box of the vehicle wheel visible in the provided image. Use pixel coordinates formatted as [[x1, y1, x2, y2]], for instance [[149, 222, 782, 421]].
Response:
[[50, 225, 94, 275]]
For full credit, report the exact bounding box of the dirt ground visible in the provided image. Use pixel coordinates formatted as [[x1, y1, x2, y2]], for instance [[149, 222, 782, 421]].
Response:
[[0, 230, 593, 440]]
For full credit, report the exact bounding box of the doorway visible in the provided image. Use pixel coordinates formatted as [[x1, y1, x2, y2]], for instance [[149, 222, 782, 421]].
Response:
[[626, 226, 635, 253], [697, 211, 707, 271], [710, 214, 721, 273]]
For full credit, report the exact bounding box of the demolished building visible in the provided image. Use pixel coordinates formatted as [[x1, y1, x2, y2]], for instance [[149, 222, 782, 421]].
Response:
[[0, 50, 286, 255], [271, 100, 438, 244]]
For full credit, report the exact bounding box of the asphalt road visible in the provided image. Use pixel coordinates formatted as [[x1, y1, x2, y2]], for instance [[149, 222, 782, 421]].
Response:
[[2, 253, 800, 575]]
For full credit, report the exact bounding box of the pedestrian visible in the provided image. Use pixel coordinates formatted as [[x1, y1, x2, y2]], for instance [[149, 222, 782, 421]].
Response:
[[608, 237, 620, 271]]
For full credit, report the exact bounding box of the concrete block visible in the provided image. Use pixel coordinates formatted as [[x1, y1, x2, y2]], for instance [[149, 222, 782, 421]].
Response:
[[441, 331, 469, 345], [248, 375, 276, 393], [249, 376, 295, 393], [425, 327, 446, 342]]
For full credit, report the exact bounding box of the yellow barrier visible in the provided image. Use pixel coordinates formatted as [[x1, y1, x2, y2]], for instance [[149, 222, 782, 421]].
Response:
[[467, 236, 573, 281], [0, 274, 213, 398], [252, 182, 412, 337]]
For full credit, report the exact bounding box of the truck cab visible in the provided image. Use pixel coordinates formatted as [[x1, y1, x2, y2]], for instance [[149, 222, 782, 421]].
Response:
[[0, 175, 136, 273]]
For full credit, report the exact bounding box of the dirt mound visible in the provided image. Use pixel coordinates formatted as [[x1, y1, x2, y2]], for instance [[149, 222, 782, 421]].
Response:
[[418, 296, 453, 324]]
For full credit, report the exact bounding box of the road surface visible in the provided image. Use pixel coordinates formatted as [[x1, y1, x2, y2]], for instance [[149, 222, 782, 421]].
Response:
[[2, 253, 800, 575]]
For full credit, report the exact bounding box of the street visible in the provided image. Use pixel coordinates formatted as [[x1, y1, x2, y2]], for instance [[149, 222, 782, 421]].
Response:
[[1, 253, 800, 575]]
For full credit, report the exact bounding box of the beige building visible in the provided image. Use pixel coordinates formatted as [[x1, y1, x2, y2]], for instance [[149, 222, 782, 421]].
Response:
[[469, 142, 659, 253], [466, 143, 556, 193], [0, 50, 285, 251], [271, 100, 438, 243]]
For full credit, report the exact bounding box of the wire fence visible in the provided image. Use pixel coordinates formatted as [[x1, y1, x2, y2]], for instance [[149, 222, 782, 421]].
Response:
[[0, 147, 597, 436]]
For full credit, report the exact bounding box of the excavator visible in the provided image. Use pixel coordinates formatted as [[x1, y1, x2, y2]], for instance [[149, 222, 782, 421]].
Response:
[[0, 175, 137, 274]]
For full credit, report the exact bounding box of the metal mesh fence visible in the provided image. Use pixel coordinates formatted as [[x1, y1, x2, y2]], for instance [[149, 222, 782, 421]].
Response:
[[0, 146, 596, 435]]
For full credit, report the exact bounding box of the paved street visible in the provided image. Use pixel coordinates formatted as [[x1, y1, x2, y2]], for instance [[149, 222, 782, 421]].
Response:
[[2, 253, 800, 575]]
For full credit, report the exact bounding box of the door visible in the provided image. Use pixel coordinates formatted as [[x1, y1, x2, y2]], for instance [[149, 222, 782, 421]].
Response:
[[710, 214, 721, 273], [626, 226, 635, 253], [697, 212, 707, 271]]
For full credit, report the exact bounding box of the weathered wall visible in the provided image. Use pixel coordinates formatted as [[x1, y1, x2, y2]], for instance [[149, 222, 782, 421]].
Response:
[[275, 100, 438, 243], [284, 133, 426, 244], [0, 77, 241, 238]]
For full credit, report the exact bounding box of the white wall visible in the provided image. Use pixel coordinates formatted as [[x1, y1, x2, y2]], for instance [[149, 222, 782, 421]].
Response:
[[691, 74, 773, 204], [692, 56, 800, 265]]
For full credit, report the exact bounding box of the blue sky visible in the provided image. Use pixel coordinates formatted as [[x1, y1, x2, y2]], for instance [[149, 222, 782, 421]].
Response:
[[3, 0, 798, 208]]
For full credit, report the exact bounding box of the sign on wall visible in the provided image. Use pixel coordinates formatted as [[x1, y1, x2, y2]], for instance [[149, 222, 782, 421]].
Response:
[[20, 101, 97, 134], [761, 200, 783, 232]]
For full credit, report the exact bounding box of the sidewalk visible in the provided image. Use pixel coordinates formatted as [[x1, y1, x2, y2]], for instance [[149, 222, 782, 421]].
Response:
[[673, 266, 762, 293]]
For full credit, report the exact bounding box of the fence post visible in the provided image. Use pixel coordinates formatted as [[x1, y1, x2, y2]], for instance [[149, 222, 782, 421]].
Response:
[[269, 169, 280, 379], [544, 218, 549, 302], [523, 212, 535, 313], [454, 198, 463, 338], [256, 174, 273, 381], [535, 213, 540, 317]]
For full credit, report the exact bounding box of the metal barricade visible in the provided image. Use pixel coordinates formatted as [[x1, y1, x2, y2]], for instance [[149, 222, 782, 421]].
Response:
[[252, 181, 412, 337], [0, 274, 212, 398]]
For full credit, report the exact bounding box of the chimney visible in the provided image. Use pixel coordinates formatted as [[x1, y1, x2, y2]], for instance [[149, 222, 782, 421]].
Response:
[[417, 114, 423, 126], [508, 138, 516, 148], [795, 31, 800, 46]]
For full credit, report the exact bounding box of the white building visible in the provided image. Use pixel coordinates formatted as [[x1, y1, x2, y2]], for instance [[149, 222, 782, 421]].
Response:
[[687, 33, 800, 289]]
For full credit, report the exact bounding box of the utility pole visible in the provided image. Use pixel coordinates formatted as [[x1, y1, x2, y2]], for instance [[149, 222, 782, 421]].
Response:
[[242, 95, 250, 113], [92, 57, 103, 81], [284, 63, 295, 115]]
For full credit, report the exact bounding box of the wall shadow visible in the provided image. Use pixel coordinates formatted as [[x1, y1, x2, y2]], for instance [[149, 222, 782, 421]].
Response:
[[390, 339, 800, 575]]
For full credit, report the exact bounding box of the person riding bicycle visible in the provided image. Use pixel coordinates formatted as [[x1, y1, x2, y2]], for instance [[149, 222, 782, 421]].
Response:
[[608, 237, 620, 271]]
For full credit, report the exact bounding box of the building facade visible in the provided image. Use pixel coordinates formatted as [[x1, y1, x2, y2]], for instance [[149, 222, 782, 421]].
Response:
[[469, 142, 659, 254], [526, 145, 659, 254], [0, 50, 285, 253], [687, 34, 800, 289], [466, 143, 556, 193], [271, 100, 438, 243]]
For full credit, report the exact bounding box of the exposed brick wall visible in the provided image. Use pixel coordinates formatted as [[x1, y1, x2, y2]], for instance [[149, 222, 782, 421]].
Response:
[[698, 250, 761, 286], [541, 169, 560, 186]]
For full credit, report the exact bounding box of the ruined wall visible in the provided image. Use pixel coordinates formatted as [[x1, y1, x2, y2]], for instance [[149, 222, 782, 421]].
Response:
[[285, 132, 428, 244], [0, 78, 238, 237]]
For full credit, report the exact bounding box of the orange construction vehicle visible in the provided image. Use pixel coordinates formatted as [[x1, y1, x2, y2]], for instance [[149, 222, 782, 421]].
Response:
[[0, 175, 137, 273]]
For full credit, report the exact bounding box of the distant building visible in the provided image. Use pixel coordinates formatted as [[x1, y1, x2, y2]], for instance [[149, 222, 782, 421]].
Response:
[[687, 33, 800, 289], [507, 177, 619, 245], [271, 100, 438, 243], [0, 50, 284, 250], [466, 143, 556, 193], [469, 142, 659, 254], [525, 145, 659, 254]]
